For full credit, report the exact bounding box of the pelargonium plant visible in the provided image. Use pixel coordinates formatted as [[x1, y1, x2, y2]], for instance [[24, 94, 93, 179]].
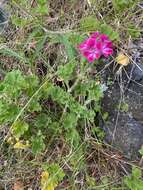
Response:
[[79, 32, 113, 62]]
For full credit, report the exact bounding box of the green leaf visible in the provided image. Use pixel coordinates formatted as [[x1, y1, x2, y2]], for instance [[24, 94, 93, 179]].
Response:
[[57, 34, 76, 60], [91, 126, 105, 140], [100, 23, 119, 41], [48, 122, 61, 133], [31, 131, 45, 154], [68, 33, 86, 46], [1, 70, 26, 98], [42, 163, 65, 186], [124, 166, 143, 190], [57, 61, 76, 82], [12, 120, 29, 138], [118, 102, 129, 112], [25, 74, 39, 96], [48, 163, 65, 182], [75, 82, 88, 96], [11, 16, 32, 27], [0, 101, 19, 124], [139, 145, 143, 156], [34, 5, 49, 14], [132, 166, 142, 179], [127, 24, 141, 38], [28, 98, 42, 112], [86, 176, 97, 187], [102, 112, 109, 121], [0, 48, 27, 62], [62, 112, 78, 129], [47, 83, 93, 119], [112, 0, 138, 12], [35, 34, 48, 55], [79, 16, 119, 41], [37, 0, 47, 6], [66, 128, 81, 148], [80, 16, 99, 32], [87, 81, 103, 101], [35, 113, 51, 128]]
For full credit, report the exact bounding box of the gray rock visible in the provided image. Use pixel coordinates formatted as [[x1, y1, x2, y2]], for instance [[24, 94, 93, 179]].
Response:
[[100, 79, 143, 160], [0, 7, 9, 33], [127, 39, 143, 81], [102, 113, 143, 159], [126, 63, 143, 81], [99, 39, 143, 160]]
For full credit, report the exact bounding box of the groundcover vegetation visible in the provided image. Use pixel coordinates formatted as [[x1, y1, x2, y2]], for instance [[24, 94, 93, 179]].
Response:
[[0, 0, 143, 189]]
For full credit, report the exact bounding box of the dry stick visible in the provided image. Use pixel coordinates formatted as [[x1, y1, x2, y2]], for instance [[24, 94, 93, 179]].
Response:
[[112, 67, 125, 144], [111, 97, 122, 144], [91, 139, 141, 169], [123, 50, 141, 91], [31, 0, 36, 7], [95, 59, 114, 77], [87, 179, 121, 190], [86, 0, 91, 7]]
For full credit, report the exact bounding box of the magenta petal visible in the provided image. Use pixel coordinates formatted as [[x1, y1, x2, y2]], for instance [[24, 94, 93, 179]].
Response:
[[104, 40, 113, 48], [79, 42, 87, 50], [88, 53, 101, 62], [79, 38, 96, 50], [78, 32, 113, 61], [100, 34, 109, 41], [102, 48, 113, 57], [83, 50, 91, 57], [86, 38, 96, 48], [87, 54, 95, 62], [84, 50, 101, 62], [91, 31, 100, 38], [94, 52, 101, 59], [95, 41, 102, 50]]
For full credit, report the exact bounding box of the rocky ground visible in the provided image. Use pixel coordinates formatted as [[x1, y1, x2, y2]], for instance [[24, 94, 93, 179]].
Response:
[[100, 39, 143, 160]]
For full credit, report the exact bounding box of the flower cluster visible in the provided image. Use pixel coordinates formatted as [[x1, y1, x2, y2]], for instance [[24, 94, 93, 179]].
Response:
[[79, 32, 113, 62]]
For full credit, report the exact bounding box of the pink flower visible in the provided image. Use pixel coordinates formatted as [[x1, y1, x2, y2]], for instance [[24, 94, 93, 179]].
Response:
[[78, 32, 113, 62]]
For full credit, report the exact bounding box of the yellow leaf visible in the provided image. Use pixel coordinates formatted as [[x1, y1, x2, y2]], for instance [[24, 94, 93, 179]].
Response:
[[41, 171, 57, 190], [14, 141, 30, 149], [116, 53, 130, 66], [41, 171, 49, 185], [7, 137, 14, 144]]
